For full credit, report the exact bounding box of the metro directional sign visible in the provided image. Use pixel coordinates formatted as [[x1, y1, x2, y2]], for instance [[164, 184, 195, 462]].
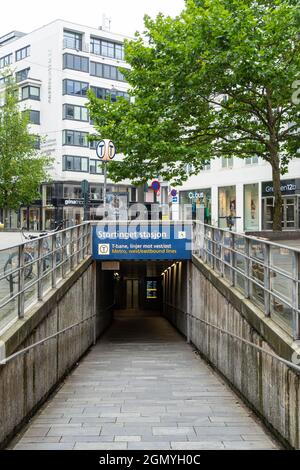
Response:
[[92, 222, 192, 261], [96, 139, 116, 161]]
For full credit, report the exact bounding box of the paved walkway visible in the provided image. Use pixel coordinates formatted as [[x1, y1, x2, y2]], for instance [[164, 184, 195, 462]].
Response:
[[12, 312, 278, 450]]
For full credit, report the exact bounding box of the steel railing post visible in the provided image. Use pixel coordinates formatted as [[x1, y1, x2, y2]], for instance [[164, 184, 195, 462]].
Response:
[[263, 243, 271, 317], [37, 238, 43, 301], [52, 234, 57, 288], [230, 232, 235, 287], [245, 238, 250, 299], [292, 251, 300, 340], [62, 231, 66, 279], [18, 244, 25, 318]]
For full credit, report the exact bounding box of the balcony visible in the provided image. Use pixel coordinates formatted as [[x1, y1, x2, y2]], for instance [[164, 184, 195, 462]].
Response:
[[63, 38, 89, 53]]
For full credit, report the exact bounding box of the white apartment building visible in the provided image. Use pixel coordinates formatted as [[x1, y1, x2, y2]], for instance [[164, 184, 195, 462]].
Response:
[[0, 19, 138, 229], [176, 156, 300, 232]]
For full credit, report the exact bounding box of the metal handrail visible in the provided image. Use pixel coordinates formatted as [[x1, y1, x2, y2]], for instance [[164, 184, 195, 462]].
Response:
[[0, 223, 91, 332], [186, 312, 300, 374], [194, 220, 300, 254], [193, 221, 300, 340], [0, 222, 90, 253], [0, 303, 115, 366]]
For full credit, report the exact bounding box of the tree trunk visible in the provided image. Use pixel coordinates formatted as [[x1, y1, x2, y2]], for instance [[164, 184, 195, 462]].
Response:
[[271, 163, 282, 231], [3, 207, 9, 229]]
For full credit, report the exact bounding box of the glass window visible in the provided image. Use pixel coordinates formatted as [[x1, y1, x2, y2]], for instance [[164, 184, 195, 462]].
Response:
[[26, 110, 40, 125], [63, 53, 89, 72], [180, 189, 211, 223], [63, 104, 89, 121], [63, 130, 88, 147], [33, 136, 40, 149], [63, 30, 82, 50], [115, 44, 124, 60], [245, 156, 259, 165], [244, 184, 259, 231], [90, 61, 126, 82], [218, 186, 236, 228], [15, 45, 30, 61], [90, 37, 124, 60], [63, 79, 89, 96], [21, 85, 40, 100], [89, 159, 103, 174], [63, 155, 89, 172], [221, 157, 233, 168], [0, 53, 12, 69], [16, 68, 30, 82]]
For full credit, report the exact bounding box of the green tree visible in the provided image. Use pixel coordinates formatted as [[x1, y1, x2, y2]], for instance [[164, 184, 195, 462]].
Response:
[[87, 0, 300, 231], [0, 79, 51, 226]]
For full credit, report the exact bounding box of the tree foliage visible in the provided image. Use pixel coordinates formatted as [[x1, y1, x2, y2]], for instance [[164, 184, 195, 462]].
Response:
[[87, 0, 300, 229], [0, 80, 51, 217]]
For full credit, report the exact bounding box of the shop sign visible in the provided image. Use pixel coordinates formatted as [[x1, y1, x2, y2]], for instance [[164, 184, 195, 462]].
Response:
[[262, 179, 299, 197], [64, 199, 84, 206]]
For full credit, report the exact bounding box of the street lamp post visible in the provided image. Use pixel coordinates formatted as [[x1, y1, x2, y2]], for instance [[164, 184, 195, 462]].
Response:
[[96, 139, 116, 215]]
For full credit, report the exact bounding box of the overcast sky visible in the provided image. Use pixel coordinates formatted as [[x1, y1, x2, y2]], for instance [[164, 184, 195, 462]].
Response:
[[1, 0, 186, 38]]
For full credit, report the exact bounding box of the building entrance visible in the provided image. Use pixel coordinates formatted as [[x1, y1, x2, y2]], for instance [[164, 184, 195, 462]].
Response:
[[262, 196, 298, 230]]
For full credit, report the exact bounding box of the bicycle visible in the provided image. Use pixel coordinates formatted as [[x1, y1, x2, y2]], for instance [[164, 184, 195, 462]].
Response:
[[4, 220, 66, 285]]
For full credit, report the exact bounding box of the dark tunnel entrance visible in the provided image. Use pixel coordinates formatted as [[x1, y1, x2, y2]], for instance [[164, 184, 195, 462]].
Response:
[[95, 260, 188, 321]]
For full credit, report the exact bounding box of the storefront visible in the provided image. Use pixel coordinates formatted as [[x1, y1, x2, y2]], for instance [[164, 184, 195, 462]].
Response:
[[179, 188, 211, 223], [244, 183, 259, 231], [262, 179, 300, 230], [218, 186, 236, 228]]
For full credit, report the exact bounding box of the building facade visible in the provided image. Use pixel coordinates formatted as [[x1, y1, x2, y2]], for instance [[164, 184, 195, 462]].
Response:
[[0, 20, 140, 229], [176, 156, 300, 232]]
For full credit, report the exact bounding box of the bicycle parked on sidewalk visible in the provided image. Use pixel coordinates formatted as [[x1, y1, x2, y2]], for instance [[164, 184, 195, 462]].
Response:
[[4, 220, 67, 285]]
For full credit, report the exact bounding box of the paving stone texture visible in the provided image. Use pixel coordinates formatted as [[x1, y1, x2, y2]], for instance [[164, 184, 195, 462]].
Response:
[[12, 312, 279, 450]]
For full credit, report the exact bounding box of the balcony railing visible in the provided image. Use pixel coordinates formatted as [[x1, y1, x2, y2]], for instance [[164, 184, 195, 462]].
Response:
[[63, 38, 89, 53]]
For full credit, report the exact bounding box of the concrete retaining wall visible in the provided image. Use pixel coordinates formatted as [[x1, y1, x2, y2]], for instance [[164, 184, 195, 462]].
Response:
[[0, 258, 113, 448], [163, 259, 300, 449]]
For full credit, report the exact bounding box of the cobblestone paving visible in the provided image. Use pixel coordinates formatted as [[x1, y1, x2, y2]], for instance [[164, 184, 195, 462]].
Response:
[[12, 312, 279, 450]]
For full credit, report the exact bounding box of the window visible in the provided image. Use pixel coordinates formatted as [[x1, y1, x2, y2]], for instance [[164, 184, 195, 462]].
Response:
[[0, 74, 12, 87], [245, 156, 259, 165], [63, 79, 89, 96], [63, 155, 88, 172], [63, 104, 88, 121], [90, 61, 126, 82], [63, 30, 82, 50], [90, 85, 129, 101], [63, 53, 89, 73], [89, 159, 103, 174], [27, 110, 40, 125], [16, 68, 30, 82], [221, 157, 233, 168], [218, 185, 236, 228], [21, 85, 40, 100], [203, 161, 211, 171], [0, 54, 12, 69], [89, 139, 98, 149], [244, 184, 259, 231], [33, 136, 41, 149], [90, 37, 124, 60], [63, 130, 88, 147], [15, 45, 30, 61]]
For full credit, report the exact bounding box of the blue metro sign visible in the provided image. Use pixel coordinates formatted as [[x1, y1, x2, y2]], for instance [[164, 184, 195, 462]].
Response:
[[92, 222, 192, 260]]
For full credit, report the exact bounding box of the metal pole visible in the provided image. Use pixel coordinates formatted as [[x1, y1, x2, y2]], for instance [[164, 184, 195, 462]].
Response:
[[103, 162, 107, 214]]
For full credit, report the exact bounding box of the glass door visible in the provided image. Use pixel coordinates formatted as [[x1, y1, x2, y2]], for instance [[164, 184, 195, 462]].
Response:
[[262, 197, 274, 230], [283, 197, 297, 229]]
